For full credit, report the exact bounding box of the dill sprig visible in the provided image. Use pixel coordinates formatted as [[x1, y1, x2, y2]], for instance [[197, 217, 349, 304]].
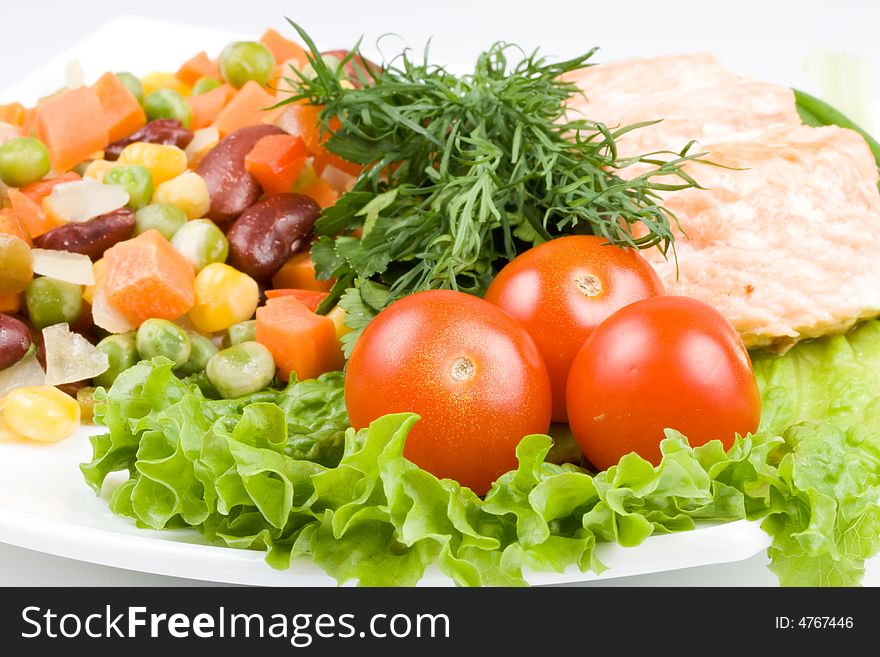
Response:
[[278, 20, 705, 353]]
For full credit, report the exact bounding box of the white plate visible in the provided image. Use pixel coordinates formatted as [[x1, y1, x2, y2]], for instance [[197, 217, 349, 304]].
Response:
[[0, 426, 772, 586], [0, 15, 853, 587]]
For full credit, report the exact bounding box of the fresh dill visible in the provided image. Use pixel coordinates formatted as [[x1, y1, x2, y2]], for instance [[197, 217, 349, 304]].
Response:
[[278, 20, 705, 354]]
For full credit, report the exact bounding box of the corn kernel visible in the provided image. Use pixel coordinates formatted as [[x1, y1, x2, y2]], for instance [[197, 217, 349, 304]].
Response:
[[83, 258, 106, 305], [2, 386, 80, 442], [141, 72, 192, 97], [117, 142, 188, 186], [153, 172, 211, 219], [189, 263, 259, 333], [326, 305, 352, 342], [82, 159, 119, 182]]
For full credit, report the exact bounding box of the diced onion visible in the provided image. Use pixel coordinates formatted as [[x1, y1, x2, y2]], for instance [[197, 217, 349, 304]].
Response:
[[42, 179, 128, 224], [31, 249, 95, 286], [42, 323, 109, 386], [0, 353, 45, 399], [185, 127, 220, 164], [64, 60, 85, 90], [321, 164, 356, 194], [91, 286, 137, 334]]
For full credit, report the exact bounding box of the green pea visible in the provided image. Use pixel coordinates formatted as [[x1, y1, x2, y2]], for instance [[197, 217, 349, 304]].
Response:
[[94, 332, 139, 388], [219, 41, 275, 89], [193, 76, 222, 95], [25, 277, 83, 329], [134, 203, 188, 239], [177, 332, 219, 376], [104, 164, 154, 210], [206, 341, 275, 398], [0, 137, 51, 187], [115, 72, 144, 105], [143, 89, 192, 128], [170, 219, 229, 271], [223, 320, 256, 347], [136, 319, 192, 368]]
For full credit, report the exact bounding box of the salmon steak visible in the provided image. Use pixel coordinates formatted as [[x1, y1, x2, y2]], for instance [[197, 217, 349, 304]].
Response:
[[566, 54, 880, 349]]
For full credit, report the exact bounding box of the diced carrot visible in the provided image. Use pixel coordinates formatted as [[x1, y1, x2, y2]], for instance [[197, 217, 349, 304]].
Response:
[[271, 251, 333, 292], [302, 177, 338, 209], [244, 134, 308, 194], [282, 108, 361, 177], [7, 189, 54, 238], [0, 208, 32, 245], [271, 103, 317, 144], [256, 295, 343, 381], [0, 293, 21, 314], [103, 230, 195, 324], [35, 87, 109, 172], [92, 72, 147, 143], [20, 107, 37, 138], [312, 148, 363, 177], [211, 81, 281, 138], [187, 83, 235, 130], [176, 51, 220, 87], [259, 29, 309, 69], [0, 102, 26, 126], [264, 288, 329, 311]]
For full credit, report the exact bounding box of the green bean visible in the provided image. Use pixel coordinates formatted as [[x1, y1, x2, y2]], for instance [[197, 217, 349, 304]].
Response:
[[206, 341, 275, 398], [793, 89, 880, 165]]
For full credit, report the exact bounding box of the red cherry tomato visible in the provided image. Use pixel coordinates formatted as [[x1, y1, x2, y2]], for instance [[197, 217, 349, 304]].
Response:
[[566, 296, 761, 471], [484, 235, 663, 422], [345, 289, 552, 494]]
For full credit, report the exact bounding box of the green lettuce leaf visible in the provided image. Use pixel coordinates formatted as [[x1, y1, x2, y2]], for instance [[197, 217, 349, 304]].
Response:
[[751, 321, 880, 585], [83, 320, 880, 586]]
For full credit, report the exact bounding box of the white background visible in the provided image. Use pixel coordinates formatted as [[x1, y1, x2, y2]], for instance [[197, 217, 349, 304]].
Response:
[[0, 0, 877, 586]]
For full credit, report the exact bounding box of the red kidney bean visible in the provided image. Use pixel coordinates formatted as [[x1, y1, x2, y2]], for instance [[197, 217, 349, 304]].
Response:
[[321, 50, 380, 87], [196, 125, 286, 223], [34, 208, 135, 260], [227, 193, 320, 280], [0, 314, 32, 370], [104, 119, 194, 161]]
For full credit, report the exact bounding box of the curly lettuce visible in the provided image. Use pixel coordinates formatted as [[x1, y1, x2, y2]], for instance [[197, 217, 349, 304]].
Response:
[[82, 320, 880, 586]]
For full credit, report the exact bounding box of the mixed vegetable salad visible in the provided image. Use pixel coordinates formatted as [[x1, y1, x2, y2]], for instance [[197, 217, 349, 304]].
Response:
[[1, 20, 879, 586]]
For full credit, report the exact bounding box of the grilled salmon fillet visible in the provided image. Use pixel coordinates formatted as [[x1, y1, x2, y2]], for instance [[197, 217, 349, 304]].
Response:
[[567, 54, 880, 349], [565, 54, 802, 157]]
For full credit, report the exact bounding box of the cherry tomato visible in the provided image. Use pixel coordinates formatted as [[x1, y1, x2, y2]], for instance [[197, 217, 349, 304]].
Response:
[[484, 235, 663, 422], [566, 296, 761, 471], [345, 289, 552, 494]]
